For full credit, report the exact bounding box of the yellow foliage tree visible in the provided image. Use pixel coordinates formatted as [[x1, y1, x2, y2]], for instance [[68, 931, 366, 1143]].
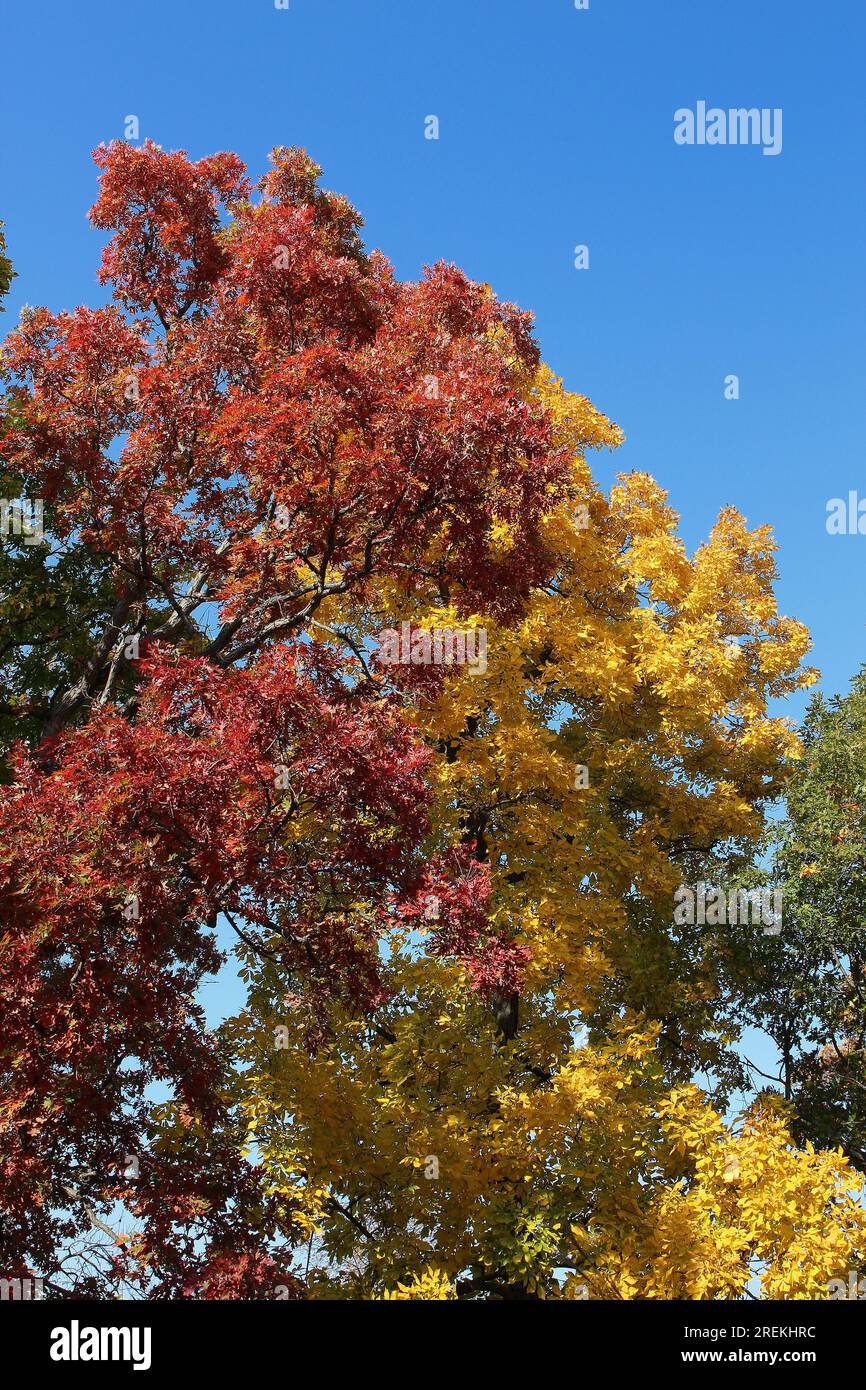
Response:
[[224, 363, 865, 1299]]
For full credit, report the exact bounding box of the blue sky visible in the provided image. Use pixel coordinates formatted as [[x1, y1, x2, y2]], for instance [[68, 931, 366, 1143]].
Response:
[[3, 0, 863, 711], [2, 0, 864, 1054]]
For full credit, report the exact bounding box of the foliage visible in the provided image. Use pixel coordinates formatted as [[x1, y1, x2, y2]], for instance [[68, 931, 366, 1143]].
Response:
[[727, 673, 866, 1169], [0, 224, 13, 308], [0, 143, 860, 1299]]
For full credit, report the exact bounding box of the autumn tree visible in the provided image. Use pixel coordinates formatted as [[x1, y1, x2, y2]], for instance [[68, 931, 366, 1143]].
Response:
[[231, 416, 866, 1299], [724, 673, 866, 1171], [1, 142, 863, 1298], [0, 140, 584, 1295]]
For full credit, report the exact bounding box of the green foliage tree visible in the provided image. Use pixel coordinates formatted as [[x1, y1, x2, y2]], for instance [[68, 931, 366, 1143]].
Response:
[[730, 673, 866, 1168], [0, 223, 13, 308], [0, 225, 122, 759]]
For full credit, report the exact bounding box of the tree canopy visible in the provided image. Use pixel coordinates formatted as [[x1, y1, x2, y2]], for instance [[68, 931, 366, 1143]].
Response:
[[0, 143, 863, 1299]]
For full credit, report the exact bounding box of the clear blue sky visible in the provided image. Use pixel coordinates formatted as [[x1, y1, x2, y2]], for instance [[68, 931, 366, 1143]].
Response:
[[2, 0, 864, 1049], [2, 0, 863, 709]]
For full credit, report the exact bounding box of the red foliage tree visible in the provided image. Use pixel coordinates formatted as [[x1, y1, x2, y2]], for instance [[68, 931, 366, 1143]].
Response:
[[0, 142, 569, 1294]]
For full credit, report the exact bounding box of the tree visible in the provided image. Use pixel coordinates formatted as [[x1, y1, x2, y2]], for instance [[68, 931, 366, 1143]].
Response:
[[727, 673, 866, 1170], [1, 141, 863, 1298], [0, 223, 13, 308], [0, 141, 584, 1294], [231, 418, 866, 1298]]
